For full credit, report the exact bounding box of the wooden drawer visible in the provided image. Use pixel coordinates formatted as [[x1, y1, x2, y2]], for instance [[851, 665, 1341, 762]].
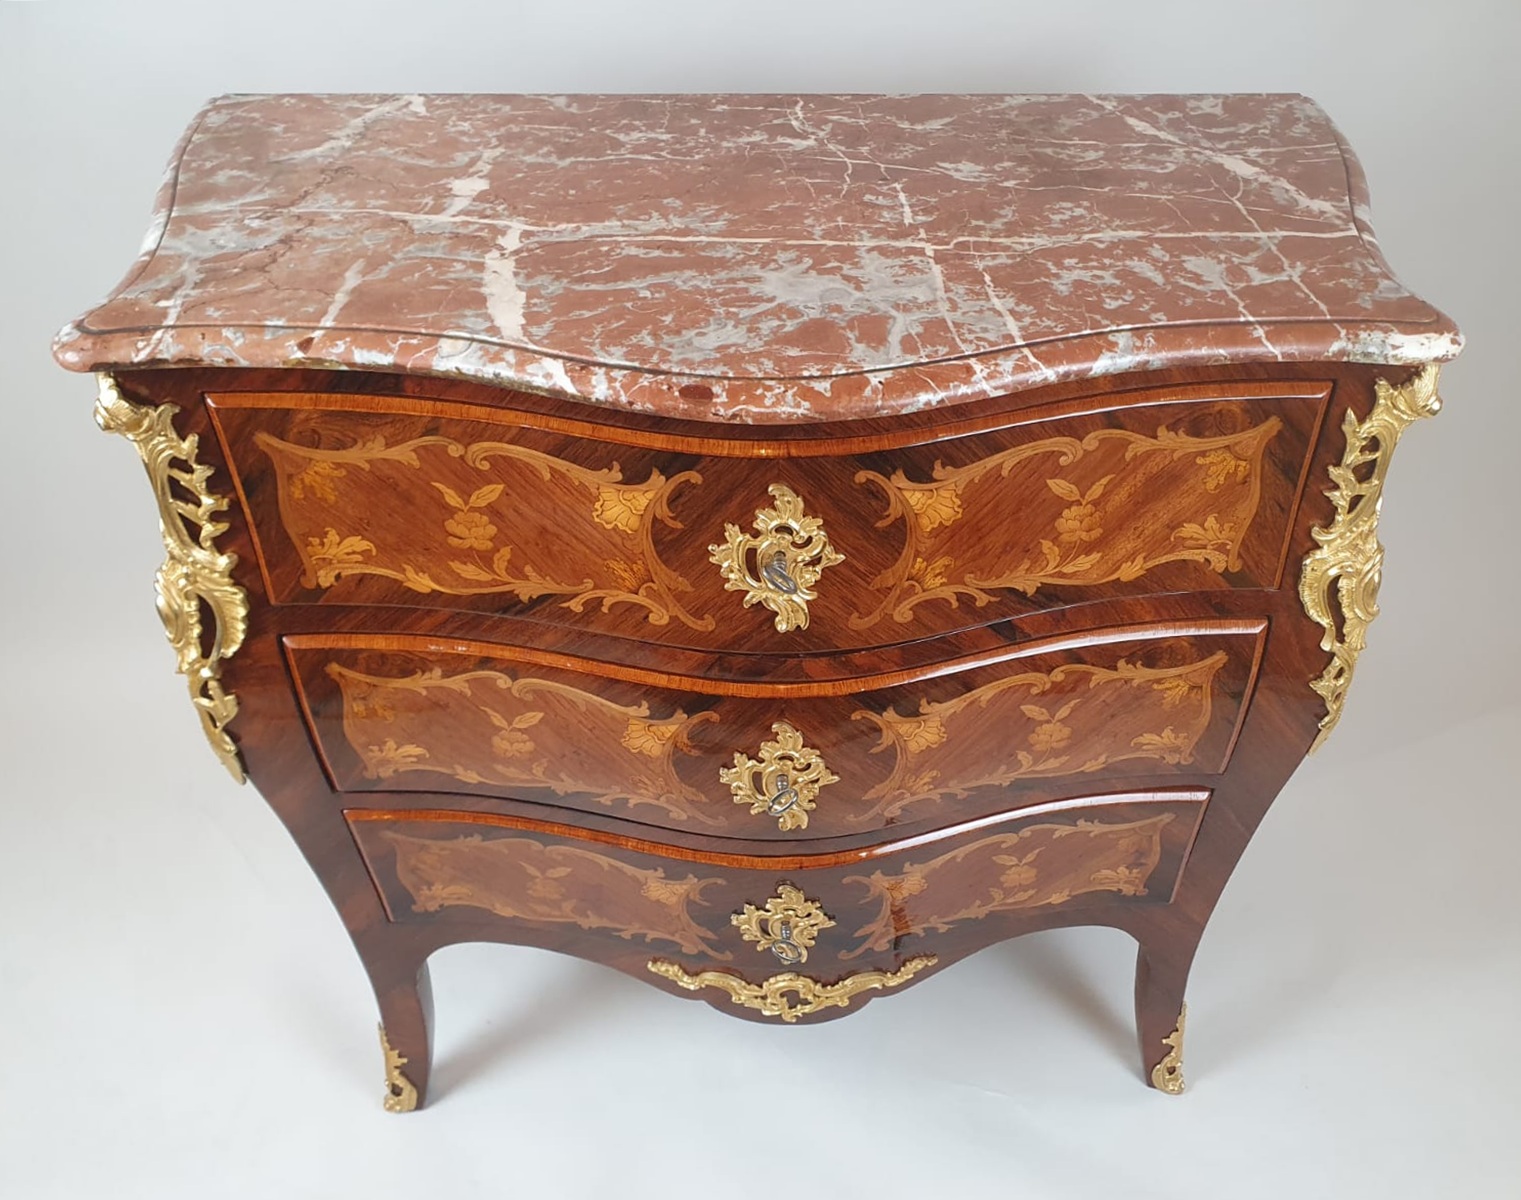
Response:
[[75, 88, 1461, 1107], [347, 789, 1208, 1018], [289, 622, 1262, 840], [211, 382, 1326, 654]]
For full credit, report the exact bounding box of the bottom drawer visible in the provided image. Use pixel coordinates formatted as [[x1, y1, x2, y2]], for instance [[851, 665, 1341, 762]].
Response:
[[348, 789, 1208, 1021]]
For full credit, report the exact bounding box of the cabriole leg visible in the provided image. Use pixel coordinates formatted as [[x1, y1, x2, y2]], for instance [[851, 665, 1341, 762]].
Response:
[[367, 955, 434, 1112]]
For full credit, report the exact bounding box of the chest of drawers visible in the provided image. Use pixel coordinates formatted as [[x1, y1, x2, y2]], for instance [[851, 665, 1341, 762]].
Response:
[[57, 93, 1460, 1110]]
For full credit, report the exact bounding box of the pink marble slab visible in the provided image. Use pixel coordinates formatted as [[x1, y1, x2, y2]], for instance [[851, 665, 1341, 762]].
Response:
[[55, 93, 1460, 423]]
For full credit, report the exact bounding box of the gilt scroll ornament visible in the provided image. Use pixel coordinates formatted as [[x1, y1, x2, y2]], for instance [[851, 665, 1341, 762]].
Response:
[[95, 375, 249, 781], [647, 956, 936, 1022], [379, 1025, 419, 1113], [1150, 1004, 1186, 1095], [1298, 365, 1441, 751], [719, 721, 839, 831], [709, 484, 844, 632], [732, 884, 835, 965]]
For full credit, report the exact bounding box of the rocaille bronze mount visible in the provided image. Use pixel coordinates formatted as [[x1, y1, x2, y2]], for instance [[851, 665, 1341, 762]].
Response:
[[65, 93, 1458, 1111]]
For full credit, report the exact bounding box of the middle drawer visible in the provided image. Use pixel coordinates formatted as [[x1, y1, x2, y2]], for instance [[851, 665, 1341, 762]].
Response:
[[287, 621, 1263, 841]]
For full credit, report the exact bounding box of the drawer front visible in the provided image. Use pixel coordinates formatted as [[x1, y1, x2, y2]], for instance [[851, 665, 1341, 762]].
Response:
[[210, 383, 1324, 653], [347, 790, 1208, 1011], [290, 623, 1261, 840]]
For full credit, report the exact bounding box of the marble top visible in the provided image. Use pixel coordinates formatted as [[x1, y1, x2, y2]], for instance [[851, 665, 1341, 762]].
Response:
[[55, 93, 1461, 423]]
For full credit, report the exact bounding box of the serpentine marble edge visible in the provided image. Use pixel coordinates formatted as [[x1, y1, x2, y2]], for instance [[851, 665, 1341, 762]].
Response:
[[53, 93, 1461, 422]]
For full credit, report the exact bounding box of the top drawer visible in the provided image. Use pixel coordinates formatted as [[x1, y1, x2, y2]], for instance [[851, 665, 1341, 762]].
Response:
[[207, 381, 1328, 653]]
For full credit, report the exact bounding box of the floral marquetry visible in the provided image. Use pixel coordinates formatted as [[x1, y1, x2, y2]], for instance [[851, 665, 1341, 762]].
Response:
[[851, 418, 1282, 628], [373, 829, 731, 958], [256, 429, 713, 629], [65, 91, 1457, 1110], [325, 662, 722, 825], [849, 653, 1230, 823], [842, 815, 1181, 958]]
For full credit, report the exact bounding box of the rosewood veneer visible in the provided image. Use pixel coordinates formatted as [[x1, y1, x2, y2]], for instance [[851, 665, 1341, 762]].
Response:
[[57, 93, 1460, 1110]]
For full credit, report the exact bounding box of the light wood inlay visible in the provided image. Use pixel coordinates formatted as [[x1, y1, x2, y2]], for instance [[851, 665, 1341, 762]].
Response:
[[850, 653, 1229, 823], [64, 90, 1458, 1108], [344, 789, 1209, 873], [294, 627, 1258, 838], [328, 663, 721, 824], [256, 429, 713, 628], [382, 831, 731, 958], [853, 417, 1282, 626], [843, 815, 1177, 957]]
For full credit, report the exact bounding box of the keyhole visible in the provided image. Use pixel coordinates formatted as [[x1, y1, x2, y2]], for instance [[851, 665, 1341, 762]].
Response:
[[771, 919, 803, 965], [760, 550, 799, 595]]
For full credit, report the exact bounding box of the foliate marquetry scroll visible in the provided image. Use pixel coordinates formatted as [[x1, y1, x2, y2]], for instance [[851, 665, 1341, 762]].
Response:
[[849, 654, 1228, 823], [327, 664, 721, 824], [95, 375, 249, 781], [255, 430, 714, 629], [708, 484, 844, 633], [647, 956, 936, 1023], [379, 1025, 419, 1113], [1150, 1004, 1187, 1095], [1299, 365, 1441, 751], [719, 722, 839, 831], [851, 416, 1282, 627], [841, 815, 1176, 958], [732, 885, 835, 966], [383, 831, 730, 957]]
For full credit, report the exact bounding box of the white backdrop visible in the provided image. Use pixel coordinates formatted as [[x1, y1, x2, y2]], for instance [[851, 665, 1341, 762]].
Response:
[[2, 2, 1517, 1197]]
